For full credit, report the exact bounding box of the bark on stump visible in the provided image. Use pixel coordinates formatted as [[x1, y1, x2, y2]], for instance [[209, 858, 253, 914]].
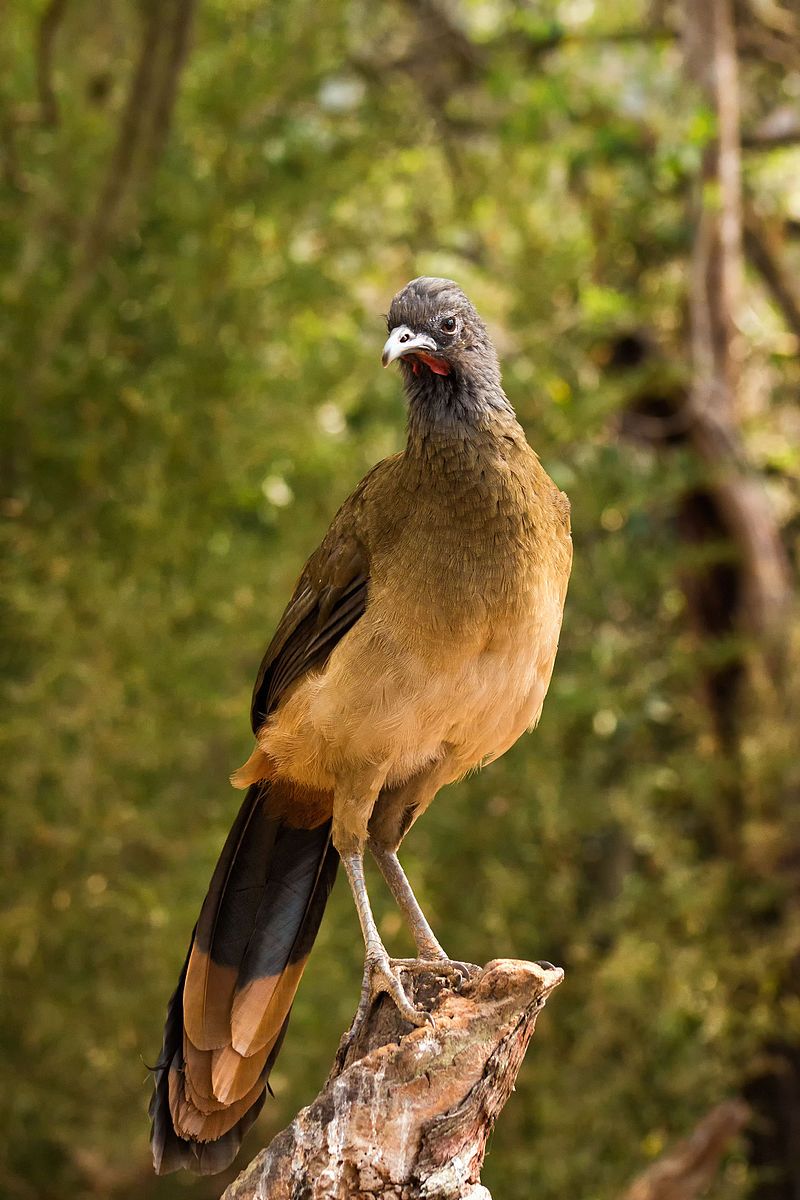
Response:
[[221, 958, 563, 1200]]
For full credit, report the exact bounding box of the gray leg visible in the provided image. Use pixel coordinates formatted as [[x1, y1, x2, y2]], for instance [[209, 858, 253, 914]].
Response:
[[367, 754, 479, 978], [367, 753, 461, 958], [369, 843, 447, 960], [339, 849, 431, 1029], [333, 766, 433, 1029]]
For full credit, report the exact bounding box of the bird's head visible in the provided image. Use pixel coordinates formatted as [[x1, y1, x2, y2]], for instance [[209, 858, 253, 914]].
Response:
[[382, 277, 501, 396]]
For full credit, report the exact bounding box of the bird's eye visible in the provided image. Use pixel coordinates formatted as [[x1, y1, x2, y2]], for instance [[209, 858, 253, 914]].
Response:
[[440, 316, 457, 335]]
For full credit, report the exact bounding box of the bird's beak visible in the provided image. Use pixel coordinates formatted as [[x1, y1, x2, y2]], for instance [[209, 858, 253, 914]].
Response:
[[381, 325, 439, 368]]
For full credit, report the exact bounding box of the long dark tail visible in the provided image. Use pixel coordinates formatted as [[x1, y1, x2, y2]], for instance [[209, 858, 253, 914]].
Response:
[[150, 782, 338, 1175]]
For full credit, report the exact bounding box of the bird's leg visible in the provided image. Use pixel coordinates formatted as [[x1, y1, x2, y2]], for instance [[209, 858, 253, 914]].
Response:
[[365, 755, 479, 980], [333, 768, 431, 1031], [369, 841, 447, 960], [340, 849, 431, 1029], [369, 841, 481, 982]]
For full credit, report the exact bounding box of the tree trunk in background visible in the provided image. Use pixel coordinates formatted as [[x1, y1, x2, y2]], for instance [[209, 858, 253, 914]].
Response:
[[221, 960, 563, 1200], [683, 0, 743, 419], [682, 0, 790, 644], [680, 7, 798, 1196]]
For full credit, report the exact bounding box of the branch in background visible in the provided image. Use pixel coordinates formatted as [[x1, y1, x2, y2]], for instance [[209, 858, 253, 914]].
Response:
[[34, 0, 196, 370], [738, 0, 800, 72], [517, 24, 677, 64], [140, 0, 197, 181], [744, 207, 800, 342], [0, 0, 68, 201], [36, 0, 69, 126], [77, 2, 162, 277], [622, 1101, 750, 1200], [742, 102, 800, 150], [365, 9, 677, 84], [33, 0, 161, 366], [222, 960, 563, 1200], [0, 109, 25, 192], [743, 125, 800, 149], [397, 0, 483, 78]]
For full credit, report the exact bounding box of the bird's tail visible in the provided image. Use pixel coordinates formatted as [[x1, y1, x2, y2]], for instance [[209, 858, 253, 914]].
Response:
[[149, 781, 338, 1175]]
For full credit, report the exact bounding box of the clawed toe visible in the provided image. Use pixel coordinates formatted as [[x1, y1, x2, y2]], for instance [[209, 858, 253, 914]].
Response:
[[334, 951, 481, 1074], [362, 953, 480, 1026], [370, 955, 432, 1026], [393, 956, 481, 984]]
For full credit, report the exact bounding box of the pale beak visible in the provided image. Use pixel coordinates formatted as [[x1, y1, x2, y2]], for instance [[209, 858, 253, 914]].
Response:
[[381, 325, 439, 367]]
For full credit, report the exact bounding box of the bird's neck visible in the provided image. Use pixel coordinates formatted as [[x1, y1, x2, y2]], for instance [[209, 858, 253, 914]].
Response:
[[404, 372, 518, 452], [399, 377, 532, 507]]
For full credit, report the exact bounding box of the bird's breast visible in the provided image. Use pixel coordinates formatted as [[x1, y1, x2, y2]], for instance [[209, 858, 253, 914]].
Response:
[[259, 445, 571, 791]]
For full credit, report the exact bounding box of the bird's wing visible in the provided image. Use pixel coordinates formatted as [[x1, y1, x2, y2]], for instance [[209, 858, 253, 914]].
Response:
[[249, 455, 398, 733]]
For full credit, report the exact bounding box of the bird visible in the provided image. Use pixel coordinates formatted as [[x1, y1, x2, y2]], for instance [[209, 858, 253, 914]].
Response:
[[149, 276, 572, 1175]]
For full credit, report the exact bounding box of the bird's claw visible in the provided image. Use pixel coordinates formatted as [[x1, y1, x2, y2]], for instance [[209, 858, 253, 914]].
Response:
[[357, 952, 480, 1029], [391, 957, 481, 986], [334, 950, 428, 1070], [368, 953, 433, 1027], [333, 952, 481, 1074]]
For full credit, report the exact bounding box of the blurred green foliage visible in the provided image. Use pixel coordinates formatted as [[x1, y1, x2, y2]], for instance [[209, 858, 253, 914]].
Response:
[[1, 1, 799, 1198]]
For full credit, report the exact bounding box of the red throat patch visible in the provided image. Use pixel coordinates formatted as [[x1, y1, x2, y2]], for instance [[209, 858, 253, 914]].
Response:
[[414, 351, 451, 376]]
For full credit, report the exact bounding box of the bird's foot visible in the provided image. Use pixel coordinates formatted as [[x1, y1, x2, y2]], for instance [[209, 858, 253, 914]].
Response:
[[391, 956, 481, 985], [333, 948, 428, 1072], [363, 949, 434, 1028], [394, 926, 481, 984], [333, 951, 482, 1074], [369, 948, 481, 1015]]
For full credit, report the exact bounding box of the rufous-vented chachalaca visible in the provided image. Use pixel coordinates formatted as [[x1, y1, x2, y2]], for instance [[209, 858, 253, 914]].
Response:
[[150, 277, 572, 1174]]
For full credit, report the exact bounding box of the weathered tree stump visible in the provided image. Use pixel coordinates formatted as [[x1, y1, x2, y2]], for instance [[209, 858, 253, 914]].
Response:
[[221, 958, 563, 1200]]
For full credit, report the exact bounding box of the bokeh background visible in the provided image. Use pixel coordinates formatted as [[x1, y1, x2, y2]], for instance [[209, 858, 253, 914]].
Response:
[[2, 1, 800, 1197]]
